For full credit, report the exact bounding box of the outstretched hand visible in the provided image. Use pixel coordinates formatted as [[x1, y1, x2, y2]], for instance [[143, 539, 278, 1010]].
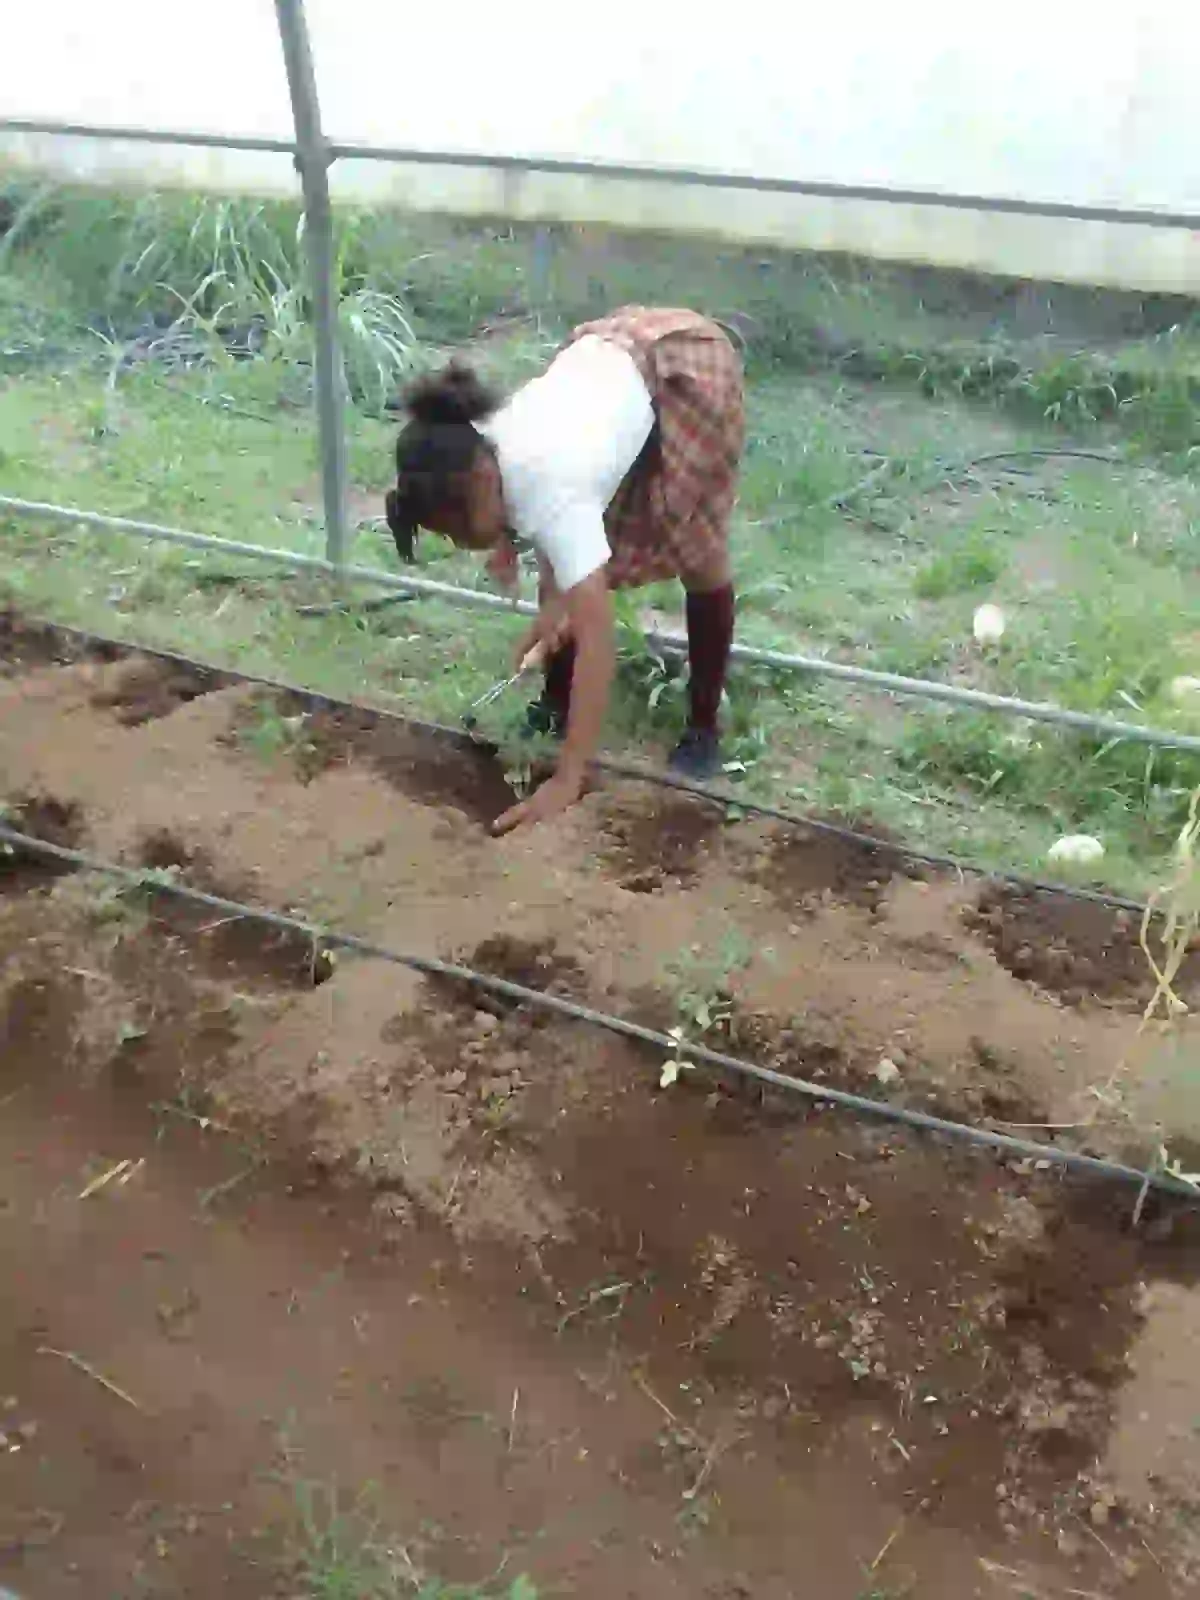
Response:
[[492, 768, 585, 835], [495, 571, 611, 836]]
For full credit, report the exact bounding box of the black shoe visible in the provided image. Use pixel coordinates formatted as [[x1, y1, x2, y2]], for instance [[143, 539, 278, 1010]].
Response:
[[668, 728, 722, 781], [524, 694, 567, 741]]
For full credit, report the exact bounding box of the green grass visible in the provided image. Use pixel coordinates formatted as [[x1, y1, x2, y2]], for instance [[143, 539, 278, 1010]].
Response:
[[285, 1479, 537, 1599], [2, 182, 1200, 896], [912, 531, 1006, 600]]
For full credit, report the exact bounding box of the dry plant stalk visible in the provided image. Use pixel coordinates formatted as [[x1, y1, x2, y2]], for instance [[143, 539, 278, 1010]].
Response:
[[1137, 786, 1200, 1194], [1140, 786, 1199, 1021]]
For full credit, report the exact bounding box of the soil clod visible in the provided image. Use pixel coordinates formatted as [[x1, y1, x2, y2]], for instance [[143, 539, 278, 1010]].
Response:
[[757, 817, 909, 914], [968, 884, 1200, 1008], [89, 654, 228, 726], [442, 934, 587, 1014], [597, 792, 724, 890]]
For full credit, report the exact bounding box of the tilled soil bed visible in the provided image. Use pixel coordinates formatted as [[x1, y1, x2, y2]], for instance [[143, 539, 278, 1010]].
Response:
[[2, 613, 1199, 1598]]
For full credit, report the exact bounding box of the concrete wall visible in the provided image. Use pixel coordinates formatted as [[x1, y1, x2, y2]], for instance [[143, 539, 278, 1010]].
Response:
[[2, 0, 1198, 293]]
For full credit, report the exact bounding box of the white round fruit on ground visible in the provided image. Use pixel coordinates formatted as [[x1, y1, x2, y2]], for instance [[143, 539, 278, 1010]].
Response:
[[972, 603, 1006, 644], [1047, 834, 1106, 866]]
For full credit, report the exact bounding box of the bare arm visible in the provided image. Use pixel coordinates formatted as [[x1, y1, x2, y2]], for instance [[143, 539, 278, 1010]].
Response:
[[513, 556, 573, 665], [558, 571, 614, 780], [493, 570, 613, 834]]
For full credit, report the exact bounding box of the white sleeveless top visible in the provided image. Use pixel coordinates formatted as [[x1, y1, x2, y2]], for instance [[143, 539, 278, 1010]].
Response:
[[477, 335, 654, 591]]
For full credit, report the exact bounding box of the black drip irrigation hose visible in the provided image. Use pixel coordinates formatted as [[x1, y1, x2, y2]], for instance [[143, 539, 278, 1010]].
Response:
[[591, 757, 1151, 916], [6, 613, 1152, 917], [0, 822, 1195, 1205]]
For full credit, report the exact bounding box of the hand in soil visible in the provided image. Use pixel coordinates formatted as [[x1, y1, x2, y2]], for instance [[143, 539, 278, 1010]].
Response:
[[493, 767, 585, 834]]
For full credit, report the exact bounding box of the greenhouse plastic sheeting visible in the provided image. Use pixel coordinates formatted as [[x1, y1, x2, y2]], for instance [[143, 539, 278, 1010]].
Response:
[[1, 2, 1196, 210], [3, 3, 1199, 289]]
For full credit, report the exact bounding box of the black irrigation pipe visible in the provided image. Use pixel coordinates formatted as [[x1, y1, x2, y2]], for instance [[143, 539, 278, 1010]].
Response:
[[592, 757, 1151, 917], [7, 612, 1153, 917], [0, 821, 1194, 1204]]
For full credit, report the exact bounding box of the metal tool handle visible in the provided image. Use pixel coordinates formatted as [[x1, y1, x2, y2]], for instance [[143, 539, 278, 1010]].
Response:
[[466, 641, 548, 717]]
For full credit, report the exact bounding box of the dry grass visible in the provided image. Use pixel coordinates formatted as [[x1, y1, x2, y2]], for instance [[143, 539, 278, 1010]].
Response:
[[1141, 787, 1200, 1019]]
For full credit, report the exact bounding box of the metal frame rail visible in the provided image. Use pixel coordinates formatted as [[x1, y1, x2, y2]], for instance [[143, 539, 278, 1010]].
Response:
[[0, 607, 1157, 913], [3, 495, 1199, 759]]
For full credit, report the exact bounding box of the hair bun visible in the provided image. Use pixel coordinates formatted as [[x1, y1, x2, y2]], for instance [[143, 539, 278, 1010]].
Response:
[[405, 362, 496, 426]]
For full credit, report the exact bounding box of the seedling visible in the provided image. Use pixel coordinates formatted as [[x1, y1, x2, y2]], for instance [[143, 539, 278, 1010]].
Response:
[[659, 1026, 691, 1089], [503, 758, 535, 801]]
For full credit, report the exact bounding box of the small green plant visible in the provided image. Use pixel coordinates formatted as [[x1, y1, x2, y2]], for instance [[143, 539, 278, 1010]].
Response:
[[501, 755, 535, 800], [658, 932, 751, 1087], [897, 712, 1025, 799], [234, 697, 312, 766], [84, 876, 152, 934], [658, 1025, 691, 1088], [285, 1477, 538, 1599], [1, 183, 421, 412], [913, 532, 1005, 600], [608, 590, 685, 722]]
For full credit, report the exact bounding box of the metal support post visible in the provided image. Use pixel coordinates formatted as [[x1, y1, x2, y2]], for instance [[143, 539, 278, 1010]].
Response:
[[273, 0, 349, 570]]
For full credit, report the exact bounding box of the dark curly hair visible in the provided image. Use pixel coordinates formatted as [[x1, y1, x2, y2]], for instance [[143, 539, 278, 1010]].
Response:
[[385, 363, 498, 562]]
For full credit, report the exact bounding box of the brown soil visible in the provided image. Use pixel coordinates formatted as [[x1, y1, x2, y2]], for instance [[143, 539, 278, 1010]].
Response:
[[596, 791, 727, 891], [1, 615, 1199, 1597], [227, 690, 519, 826], [88, 654, 231, 727], [0, 608, 110, 675], [129, 829, 337, 992], [969, 884, 1200, 1009], [756, 816, 913, 915], [0, 795, 84, 895]]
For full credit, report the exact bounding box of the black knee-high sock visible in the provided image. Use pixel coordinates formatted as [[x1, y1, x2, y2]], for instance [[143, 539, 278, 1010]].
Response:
[[543, 640, 576, 722], [685, 585, 735, 733]]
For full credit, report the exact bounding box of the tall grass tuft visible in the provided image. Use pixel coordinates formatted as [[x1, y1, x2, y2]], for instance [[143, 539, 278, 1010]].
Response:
[[5, 176, 1200, 452], [0, 182, 420, 410]]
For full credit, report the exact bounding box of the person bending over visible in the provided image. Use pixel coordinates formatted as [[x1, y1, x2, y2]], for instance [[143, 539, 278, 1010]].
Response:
[[385, 305, 744, 832]]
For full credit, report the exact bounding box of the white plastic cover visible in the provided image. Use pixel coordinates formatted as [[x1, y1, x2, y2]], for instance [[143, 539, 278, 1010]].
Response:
[[2, 3, 1198, 290], [2, 0, 1197, 209]]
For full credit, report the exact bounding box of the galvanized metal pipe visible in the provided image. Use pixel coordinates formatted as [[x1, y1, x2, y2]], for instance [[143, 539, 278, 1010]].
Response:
[[3, 607, 1154, 914], [0, 496, 527, 616], [678, 638, 1200, 754], [3, 115, 1199, 231], [325, 141, 1200, 233], [273, 0, 350, 570], [4, 492, 1200, 755], [0, 117, 298, 155]]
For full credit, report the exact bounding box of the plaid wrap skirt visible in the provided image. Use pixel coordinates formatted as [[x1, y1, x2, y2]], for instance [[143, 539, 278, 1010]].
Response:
[[563, 306, 745, 589]]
